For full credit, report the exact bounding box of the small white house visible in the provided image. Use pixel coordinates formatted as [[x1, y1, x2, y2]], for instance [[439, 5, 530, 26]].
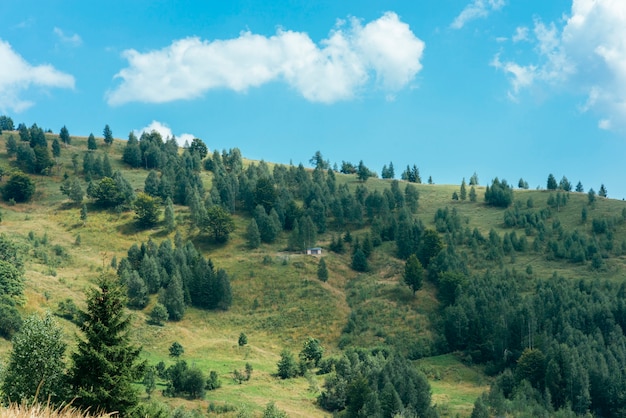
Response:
[[306, 247, 322, 255]]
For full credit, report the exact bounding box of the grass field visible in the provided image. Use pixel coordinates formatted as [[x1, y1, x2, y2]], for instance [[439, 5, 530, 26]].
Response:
[[1, 130, 626, 416]]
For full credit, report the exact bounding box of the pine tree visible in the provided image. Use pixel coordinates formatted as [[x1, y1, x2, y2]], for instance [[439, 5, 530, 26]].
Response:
[[469, 186, 477, 202], [69, 273, 145, 416]]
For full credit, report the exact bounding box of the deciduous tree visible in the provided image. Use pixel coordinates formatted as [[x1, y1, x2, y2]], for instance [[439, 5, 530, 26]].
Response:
[[403, 254, 424, 295], [0, 312, 68, 405]]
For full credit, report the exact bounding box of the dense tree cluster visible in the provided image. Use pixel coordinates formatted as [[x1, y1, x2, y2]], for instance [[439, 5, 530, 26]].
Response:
[[118, 237, 232, 320], [318, 349, 437, 417]]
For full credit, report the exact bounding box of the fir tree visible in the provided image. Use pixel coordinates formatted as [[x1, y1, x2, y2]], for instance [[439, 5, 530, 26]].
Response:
[[69, 273, 145, 416], [246, 218, 261, 249], [87, 133, 97, 150], [317, 258, 328, 282]]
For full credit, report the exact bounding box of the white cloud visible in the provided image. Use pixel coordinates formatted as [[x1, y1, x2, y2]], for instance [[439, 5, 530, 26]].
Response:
[[512, 26, 529, 42], [0, 39, 75, 112], [134, 120, 196, 147], [599, 118, 612, 130], [53, 27, 83, 47], [107, 12, 425, 105], [451, 0, 506, 29], [493, 0, 626, 129]]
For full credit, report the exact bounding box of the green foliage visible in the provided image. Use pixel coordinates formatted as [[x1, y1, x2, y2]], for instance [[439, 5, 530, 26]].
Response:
[[103, 124, 113, 146], [262, 402, 288, 418], [60, 177, 84, 204], [203, 205, 235, 243], [300, 337, 324, 368], [69, 273, 145, 416], [547, 173, 558, 190], [0, 312, 68, 405], [484, 178, 513, 207], [164, 360, 206, 400], [277, 349, 299, 379], [401, 164, 421, 183], [148, 303, 168, 326], [133, 192, 160, 228], [188, 138, 207, 159], [169, 341, 185, 358], [87, 133, 97, 150], [403, 254, 424, 295], [351, 248, 368, 272], [317, 257, 328, 282], [52, 137, 61, 158], [87, 171, 135, 208], [164, 196, 176, 232], [3, 171, 35, 202], [59, 125, 70, 144], [0, 234, 24, 299], [245, 218, 261, 249], [0, 297, 22, 339], [161, 273, 186, 321], [238, 332, 248, 347]]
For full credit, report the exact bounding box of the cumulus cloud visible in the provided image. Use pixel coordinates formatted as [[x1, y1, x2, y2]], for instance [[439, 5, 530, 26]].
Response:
[[107, 12, 424, 105], [134, 120, 196, 147], [0, 39, 75, 112], [53, 27, 83, 47], [493, 0, 626, 130], [512, 26, 529, 42], [451, 0, 506, 29]]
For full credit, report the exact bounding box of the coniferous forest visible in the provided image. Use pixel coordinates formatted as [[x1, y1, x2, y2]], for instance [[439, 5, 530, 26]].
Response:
[[1, 116, 626, 417]]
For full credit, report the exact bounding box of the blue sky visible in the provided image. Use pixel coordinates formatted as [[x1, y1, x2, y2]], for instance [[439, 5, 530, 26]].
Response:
[[1, 0, 626, 198]]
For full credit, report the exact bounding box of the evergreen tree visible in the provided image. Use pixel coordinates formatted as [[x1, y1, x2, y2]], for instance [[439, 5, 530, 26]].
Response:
[[547, 173, 558, 190], [351, 249, 368, 272], [52, 137, 61, 158], [599, 184, 607, 198], [87, 133, 97, 150], [0, 312, 68, 405], [161, 273, 185, 321], [123, 132, 142, 168], [103, 124, 113, 146], [164, 196, 176, 232], [246, 218, 261, 249], [59, 125, 71, 145], [277, 349, 299, 379], [69, 273, 145, 416], [80, 203, 88, 224], [102, 154, 112, 177], [575, 181, 584, 192], [126, 271, 149, 309], [469, 185, 477, 202], [6, 134, 17, 157], [317, 258, 328, 282], [403, 254, 424, 295], [148, 303, 168, 326], [460, 178, 467, 201]]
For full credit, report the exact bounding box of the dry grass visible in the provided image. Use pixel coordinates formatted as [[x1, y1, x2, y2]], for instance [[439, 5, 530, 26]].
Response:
[[0, 403, 112, 418]]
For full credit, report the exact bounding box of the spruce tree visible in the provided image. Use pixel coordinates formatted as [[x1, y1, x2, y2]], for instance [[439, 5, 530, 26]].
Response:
[[317, 258, 328, 282], [69, 273, 145, 416], [87, 133, 97, 150], [246, 218, 261, 249], [59, 125, 71, 145], [164, 196, 176, 232]]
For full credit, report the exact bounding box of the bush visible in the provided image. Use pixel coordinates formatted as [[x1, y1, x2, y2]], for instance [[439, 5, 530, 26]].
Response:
[[3, 171, 35, 202]]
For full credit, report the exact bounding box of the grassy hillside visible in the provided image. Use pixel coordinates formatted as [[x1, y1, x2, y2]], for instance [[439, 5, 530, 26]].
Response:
[[0, 129, 625, 417]]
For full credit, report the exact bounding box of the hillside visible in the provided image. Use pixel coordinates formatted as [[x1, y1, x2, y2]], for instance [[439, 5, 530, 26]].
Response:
[[1, 127, 626, 417]]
